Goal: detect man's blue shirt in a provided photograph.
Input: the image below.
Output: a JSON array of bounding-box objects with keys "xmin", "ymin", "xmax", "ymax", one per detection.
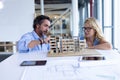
[{"xmin": 17, "ymin": 31, "xmax": 50, "ymax": 53}]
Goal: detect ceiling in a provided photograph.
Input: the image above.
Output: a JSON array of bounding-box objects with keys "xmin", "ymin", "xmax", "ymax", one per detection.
[
  {"xmin": 34, "ymin": 0, "xmax": 71, "ymax": 18},
  {"xmin": 35, "ymin": 0, "xmax": 71, "ymax": 4},
  {"xmin": 34, "ymin": 0, "xmax": 88, "ymax": 18}
]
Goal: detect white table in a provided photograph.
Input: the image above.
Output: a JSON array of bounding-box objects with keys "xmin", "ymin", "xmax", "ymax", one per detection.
[{"xmin": 0, "ymin": 50, "xmax": 120, "ymax": 80}]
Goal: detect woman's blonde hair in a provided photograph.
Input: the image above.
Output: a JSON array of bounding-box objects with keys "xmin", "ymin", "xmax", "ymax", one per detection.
[{"xmin": 84, "ymin": 17, "xmax": 105, "ymax": 40}]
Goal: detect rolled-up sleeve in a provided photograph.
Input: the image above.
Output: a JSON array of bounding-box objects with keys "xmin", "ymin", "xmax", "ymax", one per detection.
[
  {"xmin": 17, "ymin": 31, "xmax": 50, "ymax": 53},
  {"xmin": 17, "ymin": 34, "xmax": 32, "ymax": 53}
]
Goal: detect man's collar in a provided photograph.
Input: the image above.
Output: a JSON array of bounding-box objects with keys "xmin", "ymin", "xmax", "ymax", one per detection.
[{"xmin": 32, "ymin": 30, "xmax": 40, "ymax": 39}]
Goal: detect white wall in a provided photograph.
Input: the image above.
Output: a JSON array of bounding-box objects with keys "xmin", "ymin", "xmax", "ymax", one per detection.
[{"xmin": 0, "ymin": 0, "xmax": 34, "ymax": 41}]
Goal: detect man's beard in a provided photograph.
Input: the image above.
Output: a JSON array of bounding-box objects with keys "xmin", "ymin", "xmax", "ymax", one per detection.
[{"xmin": 43, "ymin": 30, "xmax": 48, "ymax": 35}]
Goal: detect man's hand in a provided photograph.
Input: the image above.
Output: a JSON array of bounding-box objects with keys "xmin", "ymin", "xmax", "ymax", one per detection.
[
  {"xmin": 43, "ymin": 37, "xmax": 50, "ymax": 44},
  {"xmin": 28, "ymin": 40, "xmax": 40, "ymax": 48}
]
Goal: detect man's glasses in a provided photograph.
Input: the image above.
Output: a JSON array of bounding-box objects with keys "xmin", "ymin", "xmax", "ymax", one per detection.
[{"xmin": 82, "ymin": 27, "xmax": 93, "ymax": 31}]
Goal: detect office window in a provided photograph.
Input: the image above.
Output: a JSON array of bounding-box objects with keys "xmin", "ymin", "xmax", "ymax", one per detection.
[
  {"xmin": 103, "ymin": 0, "xmax": 112, "ymax": 43},
  {"xmin": 114, "ymin": 0, "xmax": 120, "ymax": 50},
  {"xmin": 104, "ymin": 0, "xmax": 112, "ymax": 26}
]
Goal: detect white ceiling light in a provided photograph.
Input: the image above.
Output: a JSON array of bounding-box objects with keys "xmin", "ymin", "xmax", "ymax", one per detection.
[{"xmin": 0, "ymin": 0, "xmax": 4, "ymax": 9}]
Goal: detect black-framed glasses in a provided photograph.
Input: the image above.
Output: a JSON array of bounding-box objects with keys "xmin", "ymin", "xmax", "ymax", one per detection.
[{"xmin": 82, "ymin": 27, "xmax": 93, "ymax": 31}]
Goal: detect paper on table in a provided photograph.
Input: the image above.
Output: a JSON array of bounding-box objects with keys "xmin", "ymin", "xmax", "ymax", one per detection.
[
  {"xmin": 21, "ymin": 64, "xmax": 119, "ymax": 80},
  {"xmin": 75, "ymin": 67, "xmax": 119, "ymax": 80},
  {"xmin": 79, "ymin": 60, "xmax": 119, "ymax": 67},
  {"xmin": 21, "ymin": 65, "xmax": 80, "ymax": 80}
]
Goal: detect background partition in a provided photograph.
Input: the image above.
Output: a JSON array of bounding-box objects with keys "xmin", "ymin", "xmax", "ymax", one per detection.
[{"xmin": 0, "ymin": 0, "xmax": 34, "ymax": 41}]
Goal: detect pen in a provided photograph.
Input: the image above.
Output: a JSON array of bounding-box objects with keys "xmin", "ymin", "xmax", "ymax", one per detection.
[{"xmin": 96, "ymin": 74, "xmax": 116, "ymax": 79}]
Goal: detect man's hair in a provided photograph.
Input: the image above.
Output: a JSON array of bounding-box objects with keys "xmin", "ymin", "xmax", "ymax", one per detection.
[{"xmin": 33, "ymin": 15, "xmax": 51, "ymax": 30}]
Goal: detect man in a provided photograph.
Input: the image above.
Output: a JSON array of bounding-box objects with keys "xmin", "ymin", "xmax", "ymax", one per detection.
[{"xmin": 17, "ymin": 15, "xmax": 51, "ymax": 53}]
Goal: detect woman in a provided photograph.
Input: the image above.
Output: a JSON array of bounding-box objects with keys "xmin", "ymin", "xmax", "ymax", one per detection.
[{"xmin": 82, "ymin": 17, "xmax": 112, "ymax": 50}]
